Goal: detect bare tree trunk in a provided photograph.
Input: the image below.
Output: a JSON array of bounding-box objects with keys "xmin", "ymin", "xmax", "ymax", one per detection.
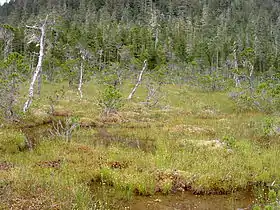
[
  {"xmin": 216, "ymin": 50, "xmax": 219, "ymax": 69},
  {"xmin": 116, "ymin": 69, "xmax": 122, "ymax": 85},
  {"xmin": 37, "ymin": 69, "xmax": 42, "ymax": 95},
  {"xmin": 244, "ymin": 60, "xmax": 254, "ymax": 90},
  {"xmin": 128, "ymin": 60, "xmax": 147, "ymax": 100},
  {"xmin": 63, "ymin": 0, "xmax": 67, "ymax": 11},
  {"xmin": 23, "ymin": 15, "xmax": 48, "ymax": 112},
  {"xmin": 155, "ymin": 28, "xmax": 159, "ymax": 49},
  {"xmin": 98, "ymin": 50, "xmax": 103, "ymax": 71},
  {"xmin": 78, "ymin": 47, "xmax": 89, "ymax": 99},
  {"xmin": 233, "ymin": 45, "xmax": 240, "ymax": 88},
  {"xmin": 78, "ymin": 55, "xmax": 84, "ymax": 99},
  {"xmin": 233, "ymin": 48, "xmax": 238, "ymax": 70}
]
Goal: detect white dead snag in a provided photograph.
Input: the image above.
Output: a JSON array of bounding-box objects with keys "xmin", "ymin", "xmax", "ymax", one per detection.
[
  {"xmin": 233, "ymin": 45, "xmax": 240, "ymax": 88},
  {"xmin": 128, "ymin": 60, "xmax": 147, "ymax": 100},
  {"xmin": 23, "ymin": 15, "xmax": 48, "ymax": 112},
  {"xmin": 242, "ymin": 60, "xmax": 254, "ymax": 89},
  {"xmin": 78, "ymin": 54, "xmax": 85, "ymax": 99},
  {"xmin": 155, "ymin": 28, "xmax": 159, "ymax": 49},
  {"xmin": 78, "ymin": 48, "xmax": 89, "ymax": 99}
]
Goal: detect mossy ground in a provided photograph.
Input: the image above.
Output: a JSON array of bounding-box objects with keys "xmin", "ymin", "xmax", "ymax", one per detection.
[{"xmin": 1, "ymin": 82, "xmax": 280, "ymax": 209}]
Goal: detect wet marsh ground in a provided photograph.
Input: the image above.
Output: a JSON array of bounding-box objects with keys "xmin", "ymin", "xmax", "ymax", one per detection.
[{"xmin": 1, "ymin": 82, "xmax": 280, "ymax": 209}]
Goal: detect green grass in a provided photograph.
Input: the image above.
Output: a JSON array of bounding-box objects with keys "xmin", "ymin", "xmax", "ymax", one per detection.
[{"xmin": 1, "ymin": 81, "xmax": 280, "ymax": 209}]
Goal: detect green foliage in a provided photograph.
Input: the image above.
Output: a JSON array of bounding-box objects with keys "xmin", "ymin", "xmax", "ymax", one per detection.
[
  {"xmin": 0, "ymin": 52, "xmax": 28, "ymax": 119},
  {"xmin": 260, "ymin": 117, "xmax": 280, "ymax": 141},
  {"xmin": 231, "ymin": 74, "xmax": 280, "ymax": 113},
  {"xmin": 231, "ymin": 91, "xmax": 256, "ymax": 112},
  {"xmin": 1, "ymin": 52, "xmax": 28, "ymax": 75},
  {"xmin": 0, "ymin": 130, "xmax": 26, "ymax": 154},
  {"xmin": 99, "ymin": 85, "xmax": 123, "ymax": 115},
  {"xmin": 60, "ymin": 58, "xmax": 80, "ymax": 86},
  {"xmin": 197, "ymin": 72, "xmax": 230, "ymax": 92},
  {"xmin": 240, "ymin": 48, "xmax": 255, "ymax": 63},
  {"xmin": 1, "ymin": 0, "xmax": 280, "ymax": 102},
  {"xmin": 222, "ymin": 135, "xmax": 236, "ymax": 148},
  {"xmin": 262, "ymin": 117, "xmax": 275, "ymax": 139},
  {"xmin": 253, "ymin": 188, "xmax": 280, "ymax": 209},
  {"xmin": 1, "ymin": 24, "xmax": 16, "ymax": 31}
]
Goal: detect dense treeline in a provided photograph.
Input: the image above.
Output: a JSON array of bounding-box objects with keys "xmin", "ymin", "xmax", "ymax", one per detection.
[
  {"xmin": 1, "ymin": 0, "xmax": 280, "ymax": 73},
  {"xmin": 1, "ymin": 0, "xmax": 280, "ymax": 116}
]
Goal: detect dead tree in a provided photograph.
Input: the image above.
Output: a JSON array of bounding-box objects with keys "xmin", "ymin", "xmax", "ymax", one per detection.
[
  {"xmin": 128, "ymin": 60, "xmax": 147, "ymax": 100},
  {"xmin": 145, "ymin": 80, "xmax": 163, "ymax": 107},
  {"xmin": 78, "ymin": 54, "xmax": 84, "ymax": 99},
  {"xmin": 78, "ymin": 48, "xmax": 87, "ymax": 99},
  {"xmin": 1, "ymin": 25, "xmax": 14, "ymax": 59},
  {"xmin": 23, "ymin": 15, "xmax": 48, "ymax": 112},
  {"xmin": 0, "ymin": 25, "xmax": 18, "ymax": 119},
  {"xmin": 77, "ymin": 47, "xmax": 91, "ymax": 99},
  {"xmin": 233, "ymin": 46, "xmax": 241, "ymax": 88}
]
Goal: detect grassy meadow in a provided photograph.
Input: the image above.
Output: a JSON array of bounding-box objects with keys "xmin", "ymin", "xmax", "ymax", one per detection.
[{"xmin": 1, "ymin": 82, "xmax": 280, "ymax": 209}]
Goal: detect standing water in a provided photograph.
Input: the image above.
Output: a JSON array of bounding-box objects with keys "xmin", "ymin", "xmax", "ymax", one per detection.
[{"xmin": 127, "ymin": 191, "xmax": 254, "ymax": 210}]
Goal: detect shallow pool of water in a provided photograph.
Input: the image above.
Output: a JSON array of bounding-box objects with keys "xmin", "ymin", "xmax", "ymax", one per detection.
[{"xmin": 127, "ymin": 191, "xmax": 254, "ymax": 210}]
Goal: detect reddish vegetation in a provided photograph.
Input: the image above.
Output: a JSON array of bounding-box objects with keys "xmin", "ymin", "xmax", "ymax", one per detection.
[
  {"xmin": 0, "ymin": 161, "xmax": 13, "ymax": 171},
  {"xmin": 51, "ymin": 110, "xmax": 71, "ymax": 117},
  {"xmin": 155, "ymin": 170, "xmax": 191, "ymax": 193},
  {"xmin": 36, "ymin": 160, "xmax": 62, "ymax": 169},
  {"xmin": 108, "ymin": 161, "xmax": 129, "ymax": 169}
]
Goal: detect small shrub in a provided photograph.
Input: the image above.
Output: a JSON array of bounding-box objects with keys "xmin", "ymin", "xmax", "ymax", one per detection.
[
  {"xmin": 49, "ymin": 117, "xmax": 79, "ymax": 142},
  {"xmin": 0, "ymin": 53, "xmax": 28, "ymax": 119},
  {"xmin": 261, "ymin": 117, "xmax": 280, "ymax": 140},
  {"xmin": 0, "ymin": 130, "xmax": 26, "ymax": 153},
  {"xmin": 197, "ymin": 72, "xmax": 230, "ymax": 92},
  {"xmin": 99, "ymin": 85, "xmax": 123, "ymax": 115},
  {"xmin": 222, "ymin": 135, "xmax": 236, "ymax": 148},
  {"xmin": 262, "ymin": 117, "xmax": 275, "ymax": 139},
  {"xmin": 230, "ymin": 74, "xmax": 280, "ymax": 113}
]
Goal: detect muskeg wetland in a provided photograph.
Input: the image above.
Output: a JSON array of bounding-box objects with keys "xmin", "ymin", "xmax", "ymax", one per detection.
[{"xmin": 1, "ymin": 83, "xmax": 280, "ymax": 209}]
